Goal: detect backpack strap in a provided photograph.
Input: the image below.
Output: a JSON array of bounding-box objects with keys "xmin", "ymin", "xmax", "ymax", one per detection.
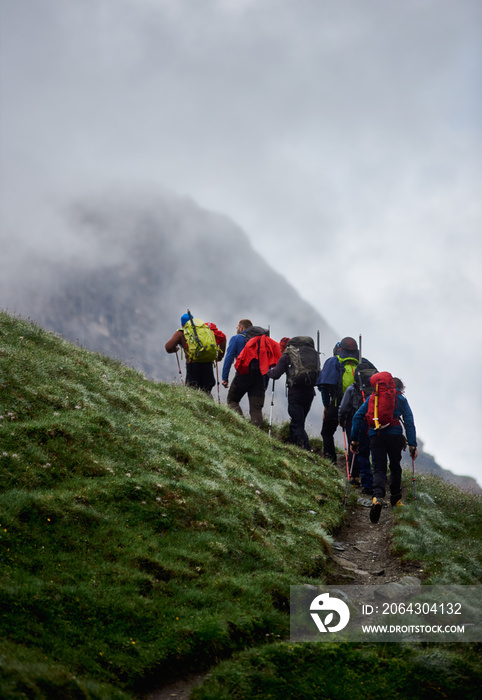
[{"xmin": 186, "ymin": 309, "xmax": 202, "ymax": 356}]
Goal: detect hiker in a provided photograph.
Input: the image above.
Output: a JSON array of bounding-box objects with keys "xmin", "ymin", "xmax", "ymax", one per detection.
[
  {"xmin": 165, "ymin": 313, "xmax": 225, "ymax": 395},
  {"xmin": 338, "ymin": 360, "xmax": 378, "ymax": 494},
  {"xmin": 226, "ymin": 327, "xmax": 281, "ymax": 428},
  {"xmin": 221, "ymin": 319, "xmax": 253, "ymax": 390},
  {"xmin": 350, "ymin": 372, "xmax": 418, "ymax": 524},
  {"xmin": 316, "ymin": 337, "xmax": 360, "ymax": 464},
  {"xmin": 279, "ymin": 337, "xmax": 290, "ymax": 354},
  {"xmin": 266, "ymin": 336, "xmax": 319, "ymax": 450}
]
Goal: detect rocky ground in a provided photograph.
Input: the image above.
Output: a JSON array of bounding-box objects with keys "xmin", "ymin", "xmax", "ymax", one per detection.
[
  {"xmin": 145, "ymin": 673, "xmax": 206, "ymax": 700},
  {"xmin": 329, "ymin": 489, "xmax": 423, "ymax": 585}
]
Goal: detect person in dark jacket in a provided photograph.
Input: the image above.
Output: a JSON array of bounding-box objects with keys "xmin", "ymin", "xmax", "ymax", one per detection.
[
  {"xmin": 316, "ymin": 337, "xmax": 360, "ymax": 464},
  {"xmin": 351, "ymin": 374, "xmax": 418, "ymax": 523},
  {"xmin": 266, "ymin": 337, "xmax": 316, "ymax": 450},
  {"xmin": 338, "ymin": 360, "xmax": 377, "ymax": 494}
]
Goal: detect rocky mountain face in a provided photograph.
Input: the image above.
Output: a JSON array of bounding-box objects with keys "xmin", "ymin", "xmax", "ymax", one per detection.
[
  {"xmin": 402, "ymin": 439, "xmax": 481, "ymax": 494},
  {"xmin": 2, "ymin": 189, "xmax": 479, "ymax": 492},
  {"xmin": 7, "ymin": 190, "xmax": 338, "ymax": 383}
]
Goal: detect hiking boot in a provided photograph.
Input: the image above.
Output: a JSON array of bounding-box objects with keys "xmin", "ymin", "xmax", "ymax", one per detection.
[
  {"xmin": 350, "ymin": 477, "xmax": 361, "ymax": 488},
  {"xmin": 393, "ymin": 500, "xmax": 404, "ymax": 507},
  {"xmin": 370, "ymin": 497, "xmax": 383, "ymax": 524}
]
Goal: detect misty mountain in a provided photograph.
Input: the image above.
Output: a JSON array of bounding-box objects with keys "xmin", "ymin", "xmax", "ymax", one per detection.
[
  {"xmin": 2, "ymin": 189, "xmax": 338, "ymax": 381},
  {"xmin": 2, "ymin": 188, "xmax": 480, "ymax": 493}
]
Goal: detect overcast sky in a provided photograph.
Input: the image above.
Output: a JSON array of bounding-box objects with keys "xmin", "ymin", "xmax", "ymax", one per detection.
[{"xmin": 1, "ymin": 0, "xmax": 481, "ymax": 485}]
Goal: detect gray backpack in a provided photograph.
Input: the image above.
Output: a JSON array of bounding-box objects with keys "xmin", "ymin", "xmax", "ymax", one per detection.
[{"xmin": 285, "ymin": 336, "xmax": 320, "ymax": 388}]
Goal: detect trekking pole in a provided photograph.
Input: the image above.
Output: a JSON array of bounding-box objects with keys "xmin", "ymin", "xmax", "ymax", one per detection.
[
  {"xmin": 187, "ymin": 308, "xmax": 202, "ymax": 357},
  {"xmin": 215, "ymin": 362, "xmax": 221, "ymax": 404},
  {"xmin": 412, "ymin": 456, "xmax": 418, "ymax": 511},
  {"xmin": 342, "ymin": 429, "xmax": 351, "ymax": 510},
  {"xmin": 175, "ymin": 350, "xmax": 184, "ymax": 384},
  {"xmin": 350, "ymin": 450, "xmax": 356, "ymax": 479},
  {"xmin": 268, "ymin": 378, "xmax": 275, "ymax": 437},
  {"xmin": 358, "ymin": 333, "xmax": 367, "ymax": 403}
]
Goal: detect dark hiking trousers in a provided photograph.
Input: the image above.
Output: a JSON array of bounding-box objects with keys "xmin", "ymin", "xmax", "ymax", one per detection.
[
  {"xmin": 370, "ymin": 432, "xmax": 405, "ymax": 505},
  {"xmin": 186, "ymin": 362, "xmax": 215, "ymax": 394},
  {"xmin": 321, "ymin": 404, "xmax": 338, "ymax": 464},
  {"xmin": 288, "ymin": 388, "xmax": 314, "ymax": 450},
  {"xmin": 348, "ymin": 420, "xmax": 373, "ymax": 490},
  {"xmin": 227, "ymin": 365, "xmax": 266, "ymax": 428}
]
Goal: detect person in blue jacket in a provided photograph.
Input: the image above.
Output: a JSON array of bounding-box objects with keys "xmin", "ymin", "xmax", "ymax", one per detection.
[
  {"xmin": 338, "ymin": 360, "xmax": 377, "ymax": 494},
  {"xmin": 221, "ymin": 319, "xmax": 252, "ymax": 388},
  {"xmin": 351, "ymin": 374, "xmax": 418, "ymax": 524},
  {"xmin": 316, "ymin": 337, "xmax": 360, "ymax": 464},
  {"xmin": 223, "ymin": 319, "xmax": 269, "ymax": 426}
]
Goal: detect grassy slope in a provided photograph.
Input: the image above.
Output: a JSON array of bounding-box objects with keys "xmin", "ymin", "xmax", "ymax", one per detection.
[
  {"xmin": 194, "ymin": 470, "xmax": 482, "ymax": 700},
  {"xmin": 193, "ymin": 435, "xmax": 482, "ymax": 698},
  {"xmin": 0, "ymin": 311, "xmax": 344, "ymax": 698},
  {"xmin": 1, "ymin": 311, "xmax": 481, "ymax": 699}
]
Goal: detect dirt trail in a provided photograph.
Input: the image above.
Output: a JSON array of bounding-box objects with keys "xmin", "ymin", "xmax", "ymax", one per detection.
[
  {"xmin": 143, "ymin": 458, "xmax": 423, "ymax": 699},
  {"xmin": 329, "ymin": 478, "xmax": 423, "ymax": 585},
  {"xmin": 144, "ymin": 673, "xmax": 206, "ymax": 700}
]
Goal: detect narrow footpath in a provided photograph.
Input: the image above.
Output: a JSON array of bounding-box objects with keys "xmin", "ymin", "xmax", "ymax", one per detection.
[
  {"xmin": 143, "ymin": 456, "xmax": 424, "ymax": 700},
  {"xmin": 329, "ymin": 455, "xmax": 423, "ymax": 585}
]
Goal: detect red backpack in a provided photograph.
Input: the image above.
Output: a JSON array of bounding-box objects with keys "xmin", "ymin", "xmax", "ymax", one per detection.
[
  {"xmin": 366, "ymin": 371, "xmax": 399, "ymax": 431},
  {"xmin": 206, "ymin": 322, "xmax": 226, "ymax": 349}
]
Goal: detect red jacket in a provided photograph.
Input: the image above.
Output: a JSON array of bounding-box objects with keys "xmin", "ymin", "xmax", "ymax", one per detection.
[{"xmin": 235, "ymin": 335, "xmax": 281, "ymax": 375}]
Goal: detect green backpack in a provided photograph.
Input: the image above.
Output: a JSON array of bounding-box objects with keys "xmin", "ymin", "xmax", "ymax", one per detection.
[
  {"xmin": 181, "ymin": 316, "xmax": 218, "ymax": 362},
  {"xmin": 337, "ymin": 355, "xmax": 359, "ymax": 399}
]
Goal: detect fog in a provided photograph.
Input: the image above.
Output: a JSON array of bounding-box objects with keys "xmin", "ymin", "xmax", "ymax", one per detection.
[{"xmin": 1, "ymin": 0, "xmax": 481, "ymax": 485}]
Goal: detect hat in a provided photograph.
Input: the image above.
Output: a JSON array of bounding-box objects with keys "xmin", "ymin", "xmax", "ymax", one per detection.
[
  {"xmin": 339, "ymin": 337, "xmax": 358, "ymax": 352},
  {"xmin": 279, "ymin": 337, "xmax": 290, "ymax": 352},
  {"xmin": 180, "ymin": 313, "xmax": 190, "ymax": 326}
]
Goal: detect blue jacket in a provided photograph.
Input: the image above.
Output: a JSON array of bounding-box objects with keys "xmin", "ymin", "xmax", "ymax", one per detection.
[
  {"xmin": 351, "ymin": 391, "xmax": 417, "ymax": 447},
  {"xmin": 316, "ymin": 354, "xmax": 361, "ymax": 407},
  {"xmin": 221, "ymin": 332, "xmax": 247, "ymax": 382}
]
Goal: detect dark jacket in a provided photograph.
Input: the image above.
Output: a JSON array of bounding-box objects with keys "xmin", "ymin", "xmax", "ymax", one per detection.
[{"xmin": 266, "ymin": 354, "xmax": 315, "ymax": 396}]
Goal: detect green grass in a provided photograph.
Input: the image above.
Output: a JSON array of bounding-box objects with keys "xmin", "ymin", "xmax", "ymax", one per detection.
[
  {"xmin": 191, "ymin": 642, "xmax": 482, "ymax": 700},
  {"xmin": 0, "ymin": 311, "xmax": 343, "ymax": 698},
  {"xmin": 195, "ymin": 470, "xmax": 482, "ymax": 699},
  {"xmin": 1, "ymin": 310, "xmax": 480, "ymax": 699},
  {"xmin": 393, "ymin": 471, "xmax": 482, "ymax": 584}
]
